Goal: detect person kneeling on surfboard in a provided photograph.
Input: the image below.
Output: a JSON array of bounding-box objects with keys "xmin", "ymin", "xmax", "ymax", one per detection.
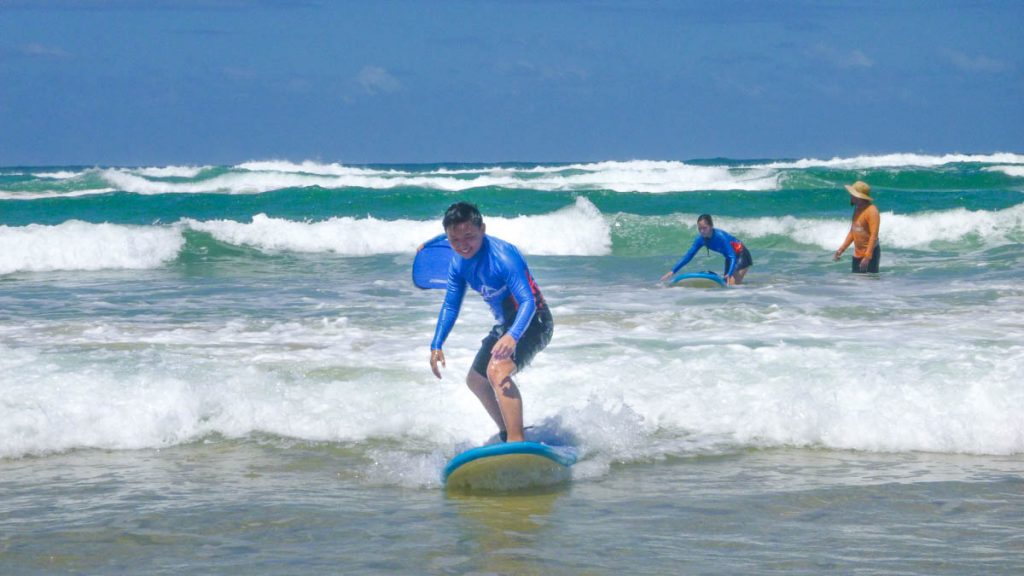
[
  {"xmin": 428, "ymin": 202, "xmax": 553, "ymax": 443},
  {"xmin": 659, "ymin": 214, "xmax": 753, "ymax": 285}
]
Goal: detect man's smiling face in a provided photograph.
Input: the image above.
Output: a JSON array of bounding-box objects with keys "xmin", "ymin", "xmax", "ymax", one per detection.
[{"xmin": 446, "ymin": 221, "xmax": 485, "ymax": 259}]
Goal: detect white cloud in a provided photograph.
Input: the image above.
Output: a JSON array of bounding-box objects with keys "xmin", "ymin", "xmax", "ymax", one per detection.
[
  {"xmin": 357, "ymin": 66, "xmax": 402, "ymax": 95},
  {"xmin": 18, "ymin": 43, "xmax": 70, "ymax": 58},
  {"xmin": 812, "ymin": 44, "xmax": 873, "ymax": 69},
  {"xmin": 843, "ymin": 50, "xmax": 873, "ymax": 69},
  {"xmin": 509, "ymin": 60, "xmax": 590, "ymax": 82},
  {"xmin": 947, "ymin": 50, "xmax": 1008, "ymax": 73}
]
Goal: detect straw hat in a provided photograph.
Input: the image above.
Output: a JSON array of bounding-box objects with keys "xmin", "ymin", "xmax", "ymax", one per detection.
[{"xmin": 844, "ymin": 180, "xmax": 873, "ymax": 201}]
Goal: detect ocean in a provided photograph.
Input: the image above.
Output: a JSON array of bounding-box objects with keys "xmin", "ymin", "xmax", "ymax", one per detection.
[{"xmin": 1, "ymin": 154, "xmax": 1022, "ymax": 574}]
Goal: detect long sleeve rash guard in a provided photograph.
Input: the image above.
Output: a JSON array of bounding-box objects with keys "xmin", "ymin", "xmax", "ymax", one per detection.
[
  {"xmin": 836, "ymin": 204, "xmax": 880, "ymax": 259},
  {"xmin": 430, "ymin": 235, "xmax": 545, "ymax": 350},
  {"xmin": 671, "ymin": 228, "xmax": 744, "ymax": 276}
]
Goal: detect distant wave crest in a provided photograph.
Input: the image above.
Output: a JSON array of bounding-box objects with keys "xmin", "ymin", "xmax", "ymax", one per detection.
[
  {"xmin": 759, "ymin": 152, "xmax": 1024, "ymax": 170},
  {"xmin": 2, "ymin": 153, "xmax": 1023, "ymax": 199},
  {"xmin": 185, "ymin": 196, "xmax": 611, "ymax": 256}
]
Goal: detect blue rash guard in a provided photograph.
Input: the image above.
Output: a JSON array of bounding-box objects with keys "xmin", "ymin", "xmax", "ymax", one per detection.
[
  {"xmin": 430, "ymin": 235, "xmax": 546, "ymax": 350},
  {"xmin": 672, "ymin": 228, "xmax": 745, "ymax": 276}
]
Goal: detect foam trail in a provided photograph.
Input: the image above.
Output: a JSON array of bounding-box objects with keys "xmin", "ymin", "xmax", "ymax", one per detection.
[{"xmin": 0, "ymin": 221, "xmax": 185, "ymax": 274}]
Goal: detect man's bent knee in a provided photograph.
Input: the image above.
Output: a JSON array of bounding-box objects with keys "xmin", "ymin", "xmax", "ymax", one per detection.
[{"xmin": 486, "ymin": 359, "xmax": 516, "ymax": 391}]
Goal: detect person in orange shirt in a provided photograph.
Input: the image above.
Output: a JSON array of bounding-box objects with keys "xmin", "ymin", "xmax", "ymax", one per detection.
[
  {"xmin": 831, "ymin": 180, "xmax": 880, "ymax": 272},
  {"xmin": 833, "ymin": 180, "xmax": 880, "ymax": 273}
]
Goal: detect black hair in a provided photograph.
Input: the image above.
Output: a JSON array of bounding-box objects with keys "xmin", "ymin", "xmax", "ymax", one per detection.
[{"xmin": 443, "ymin": 202, "xmax": 484, "ymax": 230}]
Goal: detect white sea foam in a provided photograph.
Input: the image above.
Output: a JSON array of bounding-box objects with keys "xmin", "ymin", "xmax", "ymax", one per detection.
[
  {"xmin": 717, "ymin": 204, "xmax": 1024, "ymax": 249},
  {"xmin": 100, "ymin": 166, "xmax": 515, "ymax": 194},
  {"xmin": 535, "ymin": 160, "xmax": 779, "ymax": 192},
  {"xmin": 34, "ymin": 170, "xmax": 84, "ymax": 179},
  {"xmin": 233, "ymin": 159, "xmax": 779, "ymax": 193},
  {"xmin": 5, "ymin": 155, "xmax": 1023, "ymax": 200},
  {"xmin": 135, "ymin": 165, "xmax": 210, "ymax": 178},
  {"xmin": 0, "ymin": 188, "xmax": 119, "ymax": 200},
  {"xmin": 0, "ymin": 202, "xmax": 1014, "ymax": 278},
  {"xmin": 760, "ymin": 152, "xmax": 1024, "ymax": 169},
  {"xmin": 0, "ymin": 221, "xmax": 185, "ymax": 275},
  {"xmin": 100, "ymin": 168, "xmax": 329, "ymax": 194},
  {"xmin": 185, "ymin": 213, "xmax": 441, "ymax": 255},
  {"xmin": 0, "ymin": 198, "xmax": 606, "ymax": 276},
  {"xmin": 185, "ymin": 196, "xmax": 611, "ymax": 256},
  {"xmin": 2, "ymin": 282, "xmax": 1021, "ymax": 462},
  {"xmin": 985, "ymin": 165, "xmax": 1024, "ymax": 178},
  {"xmin": 237, "ymin": 159, "xmax": 389, "ymax": 176},
  {"xmin": 167, "ymin": 154, "xmax": 1024, "ymax": 194},
  {"xmin": 483, "ymin": 196, "xmax": 612, "ymax": 255}
]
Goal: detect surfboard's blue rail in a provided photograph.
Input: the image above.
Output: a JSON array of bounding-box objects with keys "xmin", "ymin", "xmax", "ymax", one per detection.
[
  {"xmin": 670, "ymin": 271, "xmax": 726, "ymax": 287},
  {"xmin": 443, "ymin": 441, "xmax": 578, "ymax": 483}
]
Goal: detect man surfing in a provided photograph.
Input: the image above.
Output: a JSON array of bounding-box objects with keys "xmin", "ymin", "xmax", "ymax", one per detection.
[{"xmin": 428, "ymin": 202, "xmax": 553, "ymax": 443}]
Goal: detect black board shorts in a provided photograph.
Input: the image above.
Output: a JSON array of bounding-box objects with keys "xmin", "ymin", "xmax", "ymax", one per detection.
[
  {"xmin": 724, "ymin": 245, "xmax": 753, "ymax": 276},
  {"xmin": 471, "ymin": 306, "xmax": 553, "ymax": 378},
  {"xmin": 852, "ymin": 245, "xmax": 881, "ymax": 273}
]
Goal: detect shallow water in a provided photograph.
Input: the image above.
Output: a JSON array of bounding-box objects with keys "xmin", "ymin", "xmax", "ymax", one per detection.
[{"xmin": 3, "ymin": 441, "xmax": 1022, "ymax": 575}]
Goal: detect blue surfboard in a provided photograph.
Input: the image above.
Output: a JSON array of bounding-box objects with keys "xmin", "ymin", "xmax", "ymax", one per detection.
[
  {"xmin": 412, "ymin": 236, "xmax": 454, "ymax": 289},
  {"xmin": 443, "ymin": 441, "xmax": 578, "ymax": 492},
  {"xmin": 671, "ymin": 271, "xmax": 726, "ymax": 288}
]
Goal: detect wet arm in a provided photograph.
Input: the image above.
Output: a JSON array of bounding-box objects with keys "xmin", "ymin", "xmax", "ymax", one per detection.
[
  {"xmin": 671, "ymin": 236, "xmax": 703, "ymax": 274},
  {"xmin": 430, "ymin": 269, "xmax": 466, "ymax": 349},
  {"xmin": 835, "ymin": 231, "xmax": 854, "ymax": 257},
  {"xmin": 724, "ymin": 251, "xmax": 739, "ymax": 276}
]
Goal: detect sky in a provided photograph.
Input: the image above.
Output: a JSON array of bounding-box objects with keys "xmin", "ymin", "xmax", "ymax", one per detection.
[{"xmin": 1, "ymin": 0, "xmax": 1021, "ymax": 165}]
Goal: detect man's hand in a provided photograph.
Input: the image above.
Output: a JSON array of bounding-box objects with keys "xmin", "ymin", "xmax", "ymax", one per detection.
[
  {"xmin": 490, "ymin": 334, "xmax": 517, "ymax": 361},
  {"xmin": 430, "ymin": 349, "xmax": 446, "ymax": 379}
]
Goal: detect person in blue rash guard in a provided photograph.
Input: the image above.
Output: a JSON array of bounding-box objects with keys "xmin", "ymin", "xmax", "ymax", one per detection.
[
  {"xmin": 659, "ymin": 214, "xmax": 753, "ymax": 285},
  {"xmin": 428, "ymin": 202, "xmax": 553, "ymax": 443}
]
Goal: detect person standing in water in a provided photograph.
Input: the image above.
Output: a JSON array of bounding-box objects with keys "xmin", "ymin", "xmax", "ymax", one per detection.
[
  {"xmin": 428, "ymin": 202, "xmax": 553, "ymax": 443},
  {"xmin": 833, "ymin": 180, "xmax": 881, "ymax": 273},
  {"xmin": 660, "ymin": 214, "xmax": 753, "ymax": 285}
]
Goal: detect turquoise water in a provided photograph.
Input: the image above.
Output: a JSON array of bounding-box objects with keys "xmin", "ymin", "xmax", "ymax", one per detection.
[{"xmin": 2, "ymin": 155, "xmax": 1023, "ymax": 573}]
